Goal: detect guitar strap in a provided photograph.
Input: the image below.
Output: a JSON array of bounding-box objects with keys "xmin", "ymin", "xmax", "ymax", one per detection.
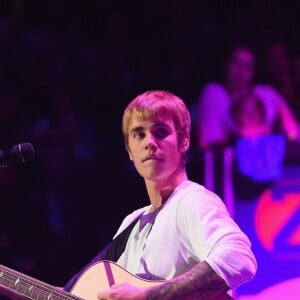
[{"xmin": 64, "ymin": 213, "xmax": 142, "ymax": 292}]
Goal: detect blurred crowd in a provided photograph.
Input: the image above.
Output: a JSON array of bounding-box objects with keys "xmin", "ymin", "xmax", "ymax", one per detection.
[
  {"xmin": 0, "ymin": 1, "xmax": 300, "ymax": 286},
  {"xmin": 196, "ymin": 44, "xmax": 299, "ymax": 150}
]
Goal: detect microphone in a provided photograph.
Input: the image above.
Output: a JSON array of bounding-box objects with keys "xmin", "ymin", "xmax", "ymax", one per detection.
[{"xmin": 0, "ymin": 143, "xmax": 35, "ymax": 166}]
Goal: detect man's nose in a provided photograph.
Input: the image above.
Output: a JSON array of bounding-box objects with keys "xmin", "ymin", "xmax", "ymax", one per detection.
[{"xmin": 145, "ymin": 133, "xmax": 157, "ymax": 150}]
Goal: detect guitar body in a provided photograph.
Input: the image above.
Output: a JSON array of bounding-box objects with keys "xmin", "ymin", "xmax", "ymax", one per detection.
[
  {"xmin": 71, "ymin": 261, "xmax": 233, "ymax": 300},
  {"xmin": 71, "ymin": 260, "xmax": 163, "ymax": 299},
  {"xmin": 0, "ymin": 260, "xmax": 233, "ymax": 300}
]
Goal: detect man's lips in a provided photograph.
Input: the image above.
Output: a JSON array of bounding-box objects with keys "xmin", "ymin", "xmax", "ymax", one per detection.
[{"xmin": 142, "ymin": 155, "xmax": 161, "ymax": 162}]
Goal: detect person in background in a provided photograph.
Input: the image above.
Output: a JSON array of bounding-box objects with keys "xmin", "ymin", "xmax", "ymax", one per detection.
[
  {"xmin": 263, "ymin": 42, "xmax": 295, "ymax": 105},
  {"xmin": 196, "ymin": 45, "xmax": 299, "ymax": 150},
  {"xmin": 289, "ymin": 51, "xmax": 300, "ymax": 119},
  {"xmin": 63, "ymin": 90, "xmax": 257, "ymax": 300},
  {"xmin": 230, "ymin": 91, "xmax": 272, "ymax": 138}
]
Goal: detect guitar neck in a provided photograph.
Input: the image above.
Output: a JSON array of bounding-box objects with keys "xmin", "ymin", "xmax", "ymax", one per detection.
[{"xmin": 0, "ymin": 264, "xmax": 79, "ymax": 300}]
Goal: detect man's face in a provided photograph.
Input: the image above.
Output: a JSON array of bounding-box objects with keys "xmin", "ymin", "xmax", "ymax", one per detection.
[{"xmin": 127, "ymin": 114, "xmax": 187, "ymax": 182}]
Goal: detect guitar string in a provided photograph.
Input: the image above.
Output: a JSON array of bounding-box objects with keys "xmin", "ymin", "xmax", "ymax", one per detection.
[{"xmin": 0, "ymin": 269, "xmax": 79, "ymax": 300}]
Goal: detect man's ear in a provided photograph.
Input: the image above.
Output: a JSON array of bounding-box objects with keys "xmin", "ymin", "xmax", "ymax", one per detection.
[
  {"xmin": 181, "ymin": 136, "xmax": 190, "ymax": 153},
  {"xmin": 128, "ymin": 150, "xmax": 133, "ymax": 161}
]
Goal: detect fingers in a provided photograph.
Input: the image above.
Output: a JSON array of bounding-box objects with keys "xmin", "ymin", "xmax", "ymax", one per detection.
[
  {"xmin": 97, "ymin": 283, "xmax": 141, "ymax": 300},
  {"xmin": 97, "ymin": 289, "xmax": 110, "ymax": 300},
  {"xmin": 97, "ymin": 284, "xmax": 120, "ymax": 300}
]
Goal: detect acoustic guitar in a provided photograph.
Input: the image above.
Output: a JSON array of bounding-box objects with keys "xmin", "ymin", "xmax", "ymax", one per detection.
[{"xmin": 0, "ymin": 260, "xmax": 233, "ymax": 299}]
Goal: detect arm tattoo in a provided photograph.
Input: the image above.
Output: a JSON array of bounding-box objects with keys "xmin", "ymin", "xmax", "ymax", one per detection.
[{"xmin": 146, "ymin": 261, "xmax": 229, "ymax": 300}]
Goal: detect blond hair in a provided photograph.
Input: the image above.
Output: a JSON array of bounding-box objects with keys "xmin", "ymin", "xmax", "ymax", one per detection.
[{"xmin": 122, "ymin": 90, "xmax": 191, "ymax": 151}]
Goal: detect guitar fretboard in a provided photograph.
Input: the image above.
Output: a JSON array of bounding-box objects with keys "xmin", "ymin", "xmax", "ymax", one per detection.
[{"xmin": 0, "ymin": 264, "xmax": 82, "ymax": 300}]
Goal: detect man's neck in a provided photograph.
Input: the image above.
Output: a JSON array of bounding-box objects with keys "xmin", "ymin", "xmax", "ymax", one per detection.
[{"xmin": 145, "ymin": 172, "xmax": 188, "ymax": 211}]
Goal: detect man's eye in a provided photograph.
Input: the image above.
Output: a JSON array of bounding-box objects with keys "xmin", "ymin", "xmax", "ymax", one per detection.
[
  {"xmin": 153, "ymin": 128, "xmax": 170, "ymax": 139},
  {"xmin": 133, "ymin": 132, "xmax": 145, "ymax": 139}
]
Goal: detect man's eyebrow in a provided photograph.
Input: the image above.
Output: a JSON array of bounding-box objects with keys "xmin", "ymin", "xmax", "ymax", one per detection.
[
  {"xmin": 130, "ymin": 126, "xmax": 144, "ymax": 134},
  {"xmin": 153, "ymin": 121, "xmax": 168, "ymax": 126},
  {"xmin": 152, "ymin": 121, "xmax": 171, "ymax": 129},
  {"xmin": 129, "ymin": 121, "xmax": 170, "ymax": 134}
]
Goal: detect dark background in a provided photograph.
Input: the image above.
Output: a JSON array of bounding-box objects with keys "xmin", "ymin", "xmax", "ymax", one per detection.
[{"xmin": 0, "ymin": 0, "xmax": 300, "ymax": 287}]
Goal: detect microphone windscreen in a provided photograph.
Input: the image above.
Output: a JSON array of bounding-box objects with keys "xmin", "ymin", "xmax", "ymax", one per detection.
[{"xmin": 12, "ymin": 143, "xmax": 35, "ymax": 163}]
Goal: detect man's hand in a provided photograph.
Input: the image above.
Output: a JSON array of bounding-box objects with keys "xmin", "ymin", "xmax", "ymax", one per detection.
[{"xmin": 97, "ymin": 283, "xmax": 147, "ymax": 300}]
